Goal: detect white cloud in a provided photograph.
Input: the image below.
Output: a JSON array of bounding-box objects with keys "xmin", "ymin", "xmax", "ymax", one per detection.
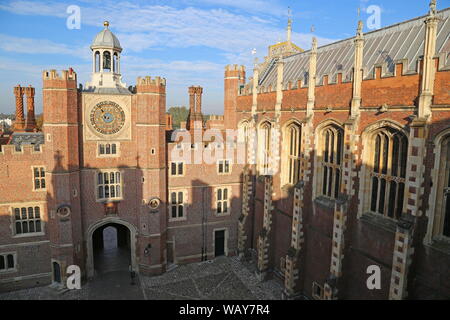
[
  {"xmin": 0, "ymin": 0, "xmax": 337, "ymax": 57},
  {"xmin": 190, "ymin": 0, "xmax": 286, "ymax": 16},
  {"xmin": 0, "ymin": 34, "xmax": 89, "ymax": 59},
  {"xmin": 0, "ymin": 0, "xmax": 339, "ymax": 114}
]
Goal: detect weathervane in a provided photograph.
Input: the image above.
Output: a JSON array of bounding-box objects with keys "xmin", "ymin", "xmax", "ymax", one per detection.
[
  {"xmin": 357, "ymin": 20, "xmax": 364, "ymax": 37},
  {"xmin": 430, "ymin": 0, "xmax": 437, "ymax": 15},
  {"xmin": 251, "ymin": 48, "xmax": 258, "ymax": 66},
  {"xmin": 286, "ymin": 6, "xmax": 293, "ymax": 43}
]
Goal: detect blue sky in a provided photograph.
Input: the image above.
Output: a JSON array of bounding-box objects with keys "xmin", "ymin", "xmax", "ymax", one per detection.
[{"xmin": 0, "ymin": 0, "xmax": 443, "ymax": 115}]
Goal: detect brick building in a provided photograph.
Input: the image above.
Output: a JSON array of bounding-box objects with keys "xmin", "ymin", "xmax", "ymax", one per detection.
[{"xmin": 0, "ymin": 2, "xmax": 449, "ymax": 300}]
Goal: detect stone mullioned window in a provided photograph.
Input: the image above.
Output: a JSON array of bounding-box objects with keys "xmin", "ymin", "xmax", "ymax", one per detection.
[
  {"xmin": 98, "ymin": 143, "xmax": 118, "ymax": 156},
  {"xmin": 216, "ymin": 187, "xmax": 231, "ymax": 215},
  {"xmin": 284, "ymin": 123, "xmax": 302, "ymax": 186},
  {"xmin": 13, "ymin": 206, "xmax": 42, "ymax": 235},
  {"xmin": 321, "ymin": 126, "xmax": 343, "ymax": 199},
  {"xmin": 169, "ymin": 191, "xmax": 186, "ymax": 221},
  {"xmin": 368, "ymin": 128, "xmax": 407, "ymax": 220},
  {"xmin": 33, "ymin": 167, "xmax": 46, "ymax": 191},
  {"xmin": 97, "ymin": 171, "xmax": 122, "ymax": 201},
  {"xmin": 0, "ymin": 253, "xmax": 16, "ymax": 272}
]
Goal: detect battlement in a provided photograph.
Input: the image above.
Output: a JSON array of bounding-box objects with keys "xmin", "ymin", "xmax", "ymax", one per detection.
[
  {"xmin": 136, "ymin": 76, "xmax": 166, "ymax": 86},
  {"xmin": 43, "ymin": 68, "xmax": 77, "ymax": 81},
  {"xmin": 0, "ymin": 143, "xmax": 44, "ymax": 158},
  {"xmin": 209, "ymin": 115, "xmax": 224, "ymax": 121},
  {"xmin": 225, "ymin": 64, "xmax": 245, "ymax": 73}
]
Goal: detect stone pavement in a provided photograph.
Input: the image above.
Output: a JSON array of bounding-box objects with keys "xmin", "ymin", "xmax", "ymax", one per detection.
[
  {"xmin": 0, "ymin": 256, "xmax": 283, "ymax": 300},
  {"xmin": 141, "ymin": 256, "xmax": 283, "ymax": 300}
]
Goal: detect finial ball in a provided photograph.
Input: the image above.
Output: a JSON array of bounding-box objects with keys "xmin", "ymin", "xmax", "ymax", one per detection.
[{"xmin": 104, "ymin": 21, "xmax": 109, "ymax": 28}]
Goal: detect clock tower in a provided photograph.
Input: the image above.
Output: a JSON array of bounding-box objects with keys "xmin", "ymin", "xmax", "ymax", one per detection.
[
  {"xmin": 82, "ymin": 21, "xmax": 132, "ymax": 142},
  {"xmin": 78, "ymin": 21, "xmax": 168, "ymax": 277}
]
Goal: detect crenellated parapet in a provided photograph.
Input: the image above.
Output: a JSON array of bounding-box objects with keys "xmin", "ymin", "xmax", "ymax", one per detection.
[
  {"xmin": 42, "ymin": 69, "xmax": 77, "ymax": 89},
  {"xmin": 0, "ymin": 143, "xmax": 45, "ymax": 158},
  {"xmin": 136, "ymin": 76, "xmax": 166, "ymax": 94},
  {"xmin": 225, "ymin": 64, "xmax": 245, "ymax": 77}
]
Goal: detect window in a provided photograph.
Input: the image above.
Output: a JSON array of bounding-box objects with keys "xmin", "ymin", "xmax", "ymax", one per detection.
[
  {"xmin": 312, "ymin": 282, "xmax": 323, "ymax": 300},
  {"xmin": 216, "ymin": 187, "xmax": 230, "ymax": 215},
  {"xmin": 433, "ymin": 135, "xmax": 450, "ymax": 238},
  {"xmin": 238, "ymin": 121, "xmax": 249, "ymax": 144},
  {"xmin": 169, "ymin": 191, "xmax": 186, "ymax": 221},
  {"xmin": 97, "ymin": 171, "xmax": 122, "ymax": 201},
  {"xmin": 320, "ymin": 126, "xmax": 343, "ymax": 199},
  {"xmin": 0, "ymin": 253, "xmax": 16, "ymax": 272},
  {"xmin": 443, "ymin": 139, "xmax": 450, "ymax": 237},
  {"xmin": 280, "ymin": 257, "xmax": 286, "ymax": 273},
  {"xmin": 284, "ymin": 123, "xmax": 302, "ymax": 185},
  {"xmin": 33, "ymin": 167, "xmax": 46, "ymax": 190},
  {"xmin": 368, "ymin": 128, "xmax": 407, "ymax": 219},
  {"xmin": 13, "ymin": 206, "xmax": 42, "ymax": 235},
  {"xmin": 218, "ymin": 160, "xmax": 231, "ymax": 174},
  {"xmin": 258, "ymin": 122, "xmax": 271, "ymax": 175},
  {"xmin": 98, "ymin": 143, "xmax": 118, "ymax": 156},
  {"xmin": 170, "ymin": 162, "xmax": 184, "ymax": 176}
]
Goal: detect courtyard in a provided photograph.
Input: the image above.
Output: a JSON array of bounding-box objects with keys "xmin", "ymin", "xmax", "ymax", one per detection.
[{"xmin": 0, "ymin": 256, "xmax": 284, "ymax": 300}]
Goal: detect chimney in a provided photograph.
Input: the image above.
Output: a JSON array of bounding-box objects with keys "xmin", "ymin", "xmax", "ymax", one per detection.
[
  {"xmin": 186, "ymin": 86, "xmax": 204, "ymax": 132},
  {"xmin": 24, "ymin": 85, "xmax": 36, "ymax": 132},
  {"xmin": 165, "ymin": 113, "xmax": 173, "ymax": 131},
  {"xmin": 13, "ymin": 85, "xmax": 25, "ymax": 132}
]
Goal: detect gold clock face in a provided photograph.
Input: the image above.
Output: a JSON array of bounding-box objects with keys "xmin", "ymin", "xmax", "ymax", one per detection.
[{"xmin": 90, "ymin": 101, "xmax": 125, "ymax": 135}]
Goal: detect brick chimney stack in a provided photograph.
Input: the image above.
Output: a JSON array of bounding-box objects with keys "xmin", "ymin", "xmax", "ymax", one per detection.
[
  {"xmin": 24, "ymin": 85, "xmax": 36, "ymax": 132},
  {"xmin": 13, "ymin": 85, "xmax": 25, "ymax": 132},
  {"xmin": 186, "ymin": 86, "xmax": 204, "ymax": 132}
]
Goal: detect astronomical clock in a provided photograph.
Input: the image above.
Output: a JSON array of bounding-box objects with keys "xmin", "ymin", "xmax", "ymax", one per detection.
[
  {"xmin": 83, "ymin": 94, "xmax": 132, "ymax": 141},
  {"xmin": 90, "ymin": 101, "xmax": 125, "ymax": 135}
]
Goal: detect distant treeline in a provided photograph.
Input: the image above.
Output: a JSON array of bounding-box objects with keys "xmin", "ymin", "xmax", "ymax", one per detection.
[
  {"xmin": 167, "ymin": 106, "xmax": 212, "ymax": 129},
  {"xmin": 0, "ymin": 113, "xmax": 15, "ymax": 120}
]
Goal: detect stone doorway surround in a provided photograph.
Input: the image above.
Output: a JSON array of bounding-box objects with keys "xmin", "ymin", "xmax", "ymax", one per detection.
[{"xmin": 86, "ymin": 217, "xmax": 138, "ymax": 279}]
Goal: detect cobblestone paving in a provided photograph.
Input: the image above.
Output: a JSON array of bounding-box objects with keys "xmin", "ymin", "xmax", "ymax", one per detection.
[
  {"xmin": 0, "ymin": 256, "xmax": 283, "ymax": 300},
  {"xmin": 141, "ymin": 256, "xmax": 283, "ymax": 300}
]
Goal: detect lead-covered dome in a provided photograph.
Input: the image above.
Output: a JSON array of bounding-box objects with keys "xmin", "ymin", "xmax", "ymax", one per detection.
[{"xmin": 91, "ymin": 21, "xmax": 122, "ymax": 51}]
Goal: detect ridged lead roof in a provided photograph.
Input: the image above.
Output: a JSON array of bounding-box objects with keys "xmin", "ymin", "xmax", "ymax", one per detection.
[{"xmin": 258, "ymin": 8, "xmax": 450, "ymax": 89}]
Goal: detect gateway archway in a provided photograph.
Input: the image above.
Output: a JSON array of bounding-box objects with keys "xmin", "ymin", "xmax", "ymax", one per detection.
[
  {"xmin": 92, "ymin": 223, "xmax": 130, "ymax": 274},
  {"xmin": 86, "ymin": 218, "xmax": 137, "ymax": 278}
]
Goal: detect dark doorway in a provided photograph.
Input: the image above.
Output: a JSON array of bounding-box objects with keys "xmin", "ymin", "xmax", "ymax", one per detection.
[
  {"xmin": 92, "ymin": 223, "xmax": 131, "ymax": 275},
  {"xmin": 214, "ymin": 230, "xmax": 225, "ymax": 257},
  {"xmin": 53, "ymin": 262, "xmax": 61, "ymax": 283},
  {"xmin": 167, "ymin": 242, "xmax": 174, "ymax": 265}
]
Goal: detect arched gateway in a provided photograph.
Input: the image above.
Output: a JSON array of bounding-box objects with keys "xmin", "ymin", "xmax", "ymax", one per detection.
[{"xmin": 86, "ymin": 218, "xmax": 138, "ymax": 278}]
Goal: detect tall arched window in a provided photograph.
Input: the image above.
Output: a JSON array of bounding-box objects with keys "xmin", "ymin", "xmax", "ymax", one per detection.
[
  {"xmin": 317, "ymin": 125, "xmax": 343, "ymax": 199},
  {"xmin": 283, "ymin": 122, "xmax": 301, "ymax": 186},
  {"xmin": 433, "ymin": 135, "xmax": 450, "ymax": 238},
  {"xmin": 368, "ymin": 128, "xmax": 407, "ymax": 219},
  {"xmin": 238, "ymin": 121, "xmax": 249, "ymax": 144},
  {"xmin": 258, "ymin": 122, "xmax": 271, "ymax": 175}
]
